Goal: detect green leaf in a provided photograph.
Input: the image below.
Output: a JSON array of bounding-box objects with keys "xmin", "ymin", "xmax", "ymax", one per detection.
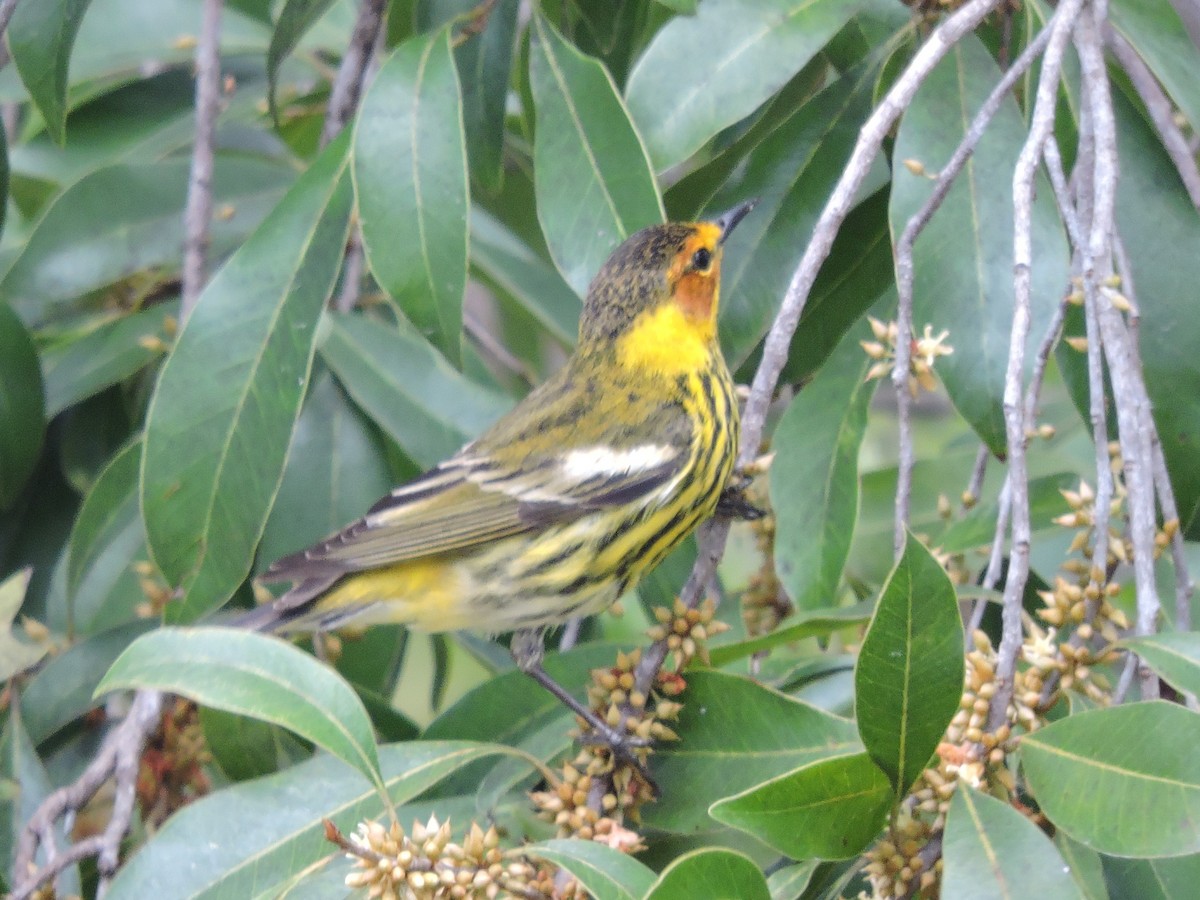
[
  {"xmin": 66, "ymin": 440, "xmax": 150, "ymax": 634},
  {"xmin": 525, "ymin": 839, "xmax": 656, "ymax": 900},
  {"xmin": 419, "ymin": 0, "xmax": 520, "ymax": 192},
  {"xmin": 1121, "ymin": 632, "xmax": 1200, "ymax": 698},
  {"xmin": 104, "ymin": 741, "xmax": 509, "ymax": 900},
  {"xmin": 889, "ymin": 34, "xmax": 1067, "ymax": 455},
  {"xmin": 0, "ymin": 0, "xmax": 271, "ymax": 105},
  {"xmin": 709, "ymin": 60, "xmax": 883, "ymax": 370},
  {"xmin": 354, "ymin": 27, "xmax": 469, "ymax": 361},
  {"xmin": 96, "ymin": 626, "xmax": 385, "ymax": 793},
  {"xmin": 1102, "ymin": 853, "xmax": 1200, "ymax": 900},
  {"xmin": 1110, "ymin": 0, "xmax": 1200, "ymax": 133},
  {"xmin": 643, "ymin": 848, "xmax": 770, "ymax": 900},
  {"xmin": 711, "ymin": 751, "xmax": 891, "ymax": 860},
  {"xmin": 529, "ymin": 11, "xmax": 663, "ymax": 297},
  {"xmin": 470, "ymin": 207, "xmax": 581, "ymax": 347},
  {"xmin": 854, "ymin": 531, "xmax": 964, "ymax": 795},
  {"xmin": 200, "ymin": 707, "xmax": 308, "ymax": 782},
  {"xmin": 1106, "ymin": 91, "xmax": 1200, "ymax": 537},
  {"xmin": 942, "ymin": 786, "xmax": 1085, "ymax": 899},
  {"xmin": 625, "ymin": 0, "xmax": 866, "ymax": 172},
  {"xmin": 266, "ymin": 0, "xmax": 339, "ymax": 122},
  {"xmin": 766, "ymin": 862, "xmax": 818, "ymax": 900},
  {"xmin": 424, "ymin": 643, "xmax": 616, "ymax": 797},
  {"xmin": 40, "ymin": 302, "xmax": 177, "ymax": 417},
  {"xmin": 1, "ymin": 158, "xmax": 294, "ymax": 328},
  {"xmin": 770, "ymin": 322, "xmax": 875, "ymax": 613},
  {"xmin": 1, "ymin": 705, "xmax": 81, "ymax": 896},
  {"xmin": 320, "ymin": 312, "xmax": 510, "ymax": 468},
  {"xmin": 19, "ymin": 619, "xmax": 155, "ymax": 743},
  {"xmin": 0, "ymin": 114, "xmax": 8, "ymax": 240},
  {"xmin": 257, "ymin": 371, "xmax": 392, "ymax": 570},
  {"xmin": 1055, "ymin": 833, "xmax": 1109, "ymax": 900},
  {"xmin": 708, "ymin": 601, "xmax": 874, "ymax": 667},
  {"xmin": 140, "ymin": 136, "xmax": 352, "ymax": 622},
  {"xmin": 0, "ymin": 569, "xmax": 45, "ymax": 680},
  {"xmin": 645, "ymin": 670, "xmax": 860, "ymax": 833},
  {"xmin": 1021, "ymin": 702, "xmax": 1200, "ymax": 857},
  {"xmin": 0, "ymin": 302, "xmax": 45, "ymax": 510},
  {"xmin": 7, "ymin": 0, "xmax": 95, "ymax": 144},
  {"xmin": 776, "ymin": 191, "xmax": 896, "ymax": 384}
]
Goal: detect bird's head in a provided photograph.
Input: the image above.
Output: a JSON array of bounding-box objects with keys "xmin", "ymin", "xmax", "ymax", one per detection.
[{"xmin": 577, "ymin": 200, "xmax": 756, "ymax": 373}]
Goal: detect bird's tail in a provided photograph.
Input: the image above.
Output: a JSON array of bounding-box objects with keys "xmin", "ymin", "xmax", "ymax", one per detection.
[{"xmin": 231, "ymin": 573, "xmax": 343, "ymax": 633}]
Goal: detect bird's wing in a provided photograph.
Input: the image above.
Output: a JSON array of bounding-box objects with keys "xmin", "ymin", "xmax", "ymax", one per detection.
[{"xmin": 261, "ymin": 431, "xmax": 688, "ymax": 581}]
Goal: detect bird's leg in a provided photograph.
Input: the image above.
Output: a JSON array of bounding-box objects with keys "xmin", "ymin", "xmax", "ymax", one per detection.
[
  {"xmin": 510, "ymin": 628, "xmax": 656, "ymax": 786},
  {"xmin": 716, "ymin": 470, "xmax": 765, "ymax": 521}
]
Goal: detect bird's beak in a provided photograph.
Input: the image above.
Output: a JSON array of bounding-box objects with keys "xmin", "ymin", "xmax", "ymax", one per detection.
[{"xmin": 715, "ymin": 198, "xmax": 758, "ymax": 244}]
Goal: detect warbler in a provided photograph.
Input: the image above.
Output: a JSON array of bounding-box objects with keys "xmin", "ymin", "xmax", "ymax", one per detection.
[{"xmin": 242, "ymin": 199, "xmax": 756, "ymax": 751}]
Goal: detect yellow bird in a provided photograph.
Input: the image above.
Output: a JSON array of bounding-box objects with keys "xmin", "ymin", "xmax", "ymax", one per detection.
[{"xmin": 242, "ymin": 200, "xmax": 756, "ymax": 754}]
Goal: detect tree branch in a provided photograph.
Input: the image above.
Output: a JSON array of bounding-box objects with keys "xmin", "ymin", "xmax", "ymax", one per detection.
[
  {"xmin": 13, "ymin": 691, "xmax": 165, "ymax": 900},
  {"xmin": 1077, "ymin": 4, "xmax": 1161, "ymax": 700},
  {"xmin": 180, "ymin": 0, "xmax": 224, "ymax": 319},
  {"xmin": 1105, "ymin": 26, "xmax": 1200, "ymax": 209},
  {"xmin": 987, "ymin": 0, "xmax": 1086, "ymax": 733},
  {"xmin": 320, "ymin": 0, "xmax": 387, "ymax": 148},
  {"xmin": 892, "ymin": 21, "xmax": 1055, "ymax": 557}
]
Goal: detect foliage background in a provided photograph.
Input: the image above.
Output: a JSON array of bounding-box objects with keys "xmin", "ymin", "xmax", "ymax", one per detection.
[{"xmin": 1, "ymin": 0, "xmax": 1200, "ymax": 897}]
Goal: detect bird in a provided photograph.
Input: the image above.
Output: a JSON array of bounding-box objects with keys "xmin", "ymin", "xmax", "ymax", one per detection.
[{"xmin": 239, "ymin": 199, "xmax": 757, "ymax": 761}]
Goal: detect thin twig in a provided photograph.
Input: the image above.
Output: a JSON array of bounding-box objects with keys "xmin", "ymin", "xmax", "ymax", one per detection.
[
  {"xmin": 465, "ymin": 308, "xmax": 540, "ymax": 387},
  {"xmin": 892, "ymin": 22, "xmax": 1055, "ymax": 556},
  {"xmin": 0, "ymin": 0, "xmax": 26, "ymax": 70},
  {"xmin": 987, "ymin": 0, "xmax": 1086, "ymax": 733},
  {"xmin": 964, "ymin": 444, "xmax": 990, "ymax": 509},
  {"xmin": 1105, "ymin": 27, "xmax": 1200, "ymax": 209},
  {"xmin": 1110, "ymin": 230, "xmax": 1192, "ymax": 632},
  {"xmin": 1078, "ymin": 4, "xmax": 1161, "ymax": 700},
  {"xmin": 966, "ymin": 297, "xmax": 1066, "ymax": 639},
  {"xmin": 632, "ymin": 0, "xmax": 1008, "ymax": 703},
  {"xmin": 320, "ymin": 0, "xmax": 387, "ymax": 148},
  {"xmin": 13, "ymin": 691, "xmax": 165, "ymax": 900},
  {"xmin": 336, "ymin": 237, "xmax": 365, "ymax": 312},
  {"xmin": 179, "ymin": 0, "xmax": 224, "ymax": 319}
]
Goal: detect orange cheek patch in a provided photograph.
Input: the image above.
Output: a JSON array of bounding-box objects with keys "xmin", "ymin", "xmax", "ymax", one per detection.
[{"xmin": 674, "ymin": 267, "xmax": 720, "ymax": 322}]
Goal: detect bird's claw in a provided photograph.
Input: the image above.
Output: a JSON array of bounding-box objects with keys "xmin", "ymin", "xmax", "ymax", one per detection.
[{"xmin": 716, "ymin": 480, "xmax": 765, "ymax": 520}]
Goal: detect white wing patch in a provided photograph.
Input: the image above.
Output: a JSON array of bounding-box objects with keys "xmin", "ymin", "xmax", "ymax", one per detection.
[{"xmin": 561, "ymin": 445, "xmax": 677, "ymax": 480}]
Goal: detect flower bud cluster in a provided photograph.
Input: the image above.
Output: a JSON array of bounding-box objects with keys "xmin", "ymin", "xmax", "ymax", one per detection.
[
  {"xmin": 861, "ymin": 317, "xmax": 954, "ymax": 396},
  {"xmin": 863, "ymin": 807, "xmax": 942, "ymax": 899},
  {"xmin": 341, "ymin": 816, "xmax": 554, "ymax": 900},
  {"xmin": 741, "ymin": 501, "xmax": 794, "ymax": 639},
  {"xmin": 137, "ymin": 698, "xmax": 212, "ymax": 827},
  {"xmin": 646, "ymin": 597, "xmax": 729, "ymax": 670}
]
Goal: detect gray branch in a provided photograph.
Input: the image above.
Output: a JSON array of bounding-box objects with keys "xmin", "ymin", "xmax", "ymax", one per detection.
[
  {"xmin": 180, "ymin": 0, "xmax": 225, "ymax": 318},
  {"xmin": 892, "ymin": 22, "xmax": 1055, "ymax": 558},
  {"xmin": 13, "ymin": 691, "xmax": 165, "ymax": 900},
  {"xmin": 988, "ymin": 0, "xmax": 1086, "ymax": 733},
  {"xmin": 320, "ymin": 0, "xmax": 387, "ymax": 148}
]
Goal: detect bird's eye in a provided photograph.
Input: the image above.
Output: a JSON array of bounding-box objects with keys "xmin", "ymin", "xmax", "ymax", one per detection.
[{"xmin": 692, "ymin": 247, "xmax": 712, "ymax": 272}]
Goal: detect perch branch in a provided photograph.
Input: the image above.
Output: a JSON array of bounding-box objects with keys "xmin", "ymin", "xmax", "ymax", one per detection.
[{"xmin": 633, "ymin": 0, "xmax": 1008, "ymax": 703}]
